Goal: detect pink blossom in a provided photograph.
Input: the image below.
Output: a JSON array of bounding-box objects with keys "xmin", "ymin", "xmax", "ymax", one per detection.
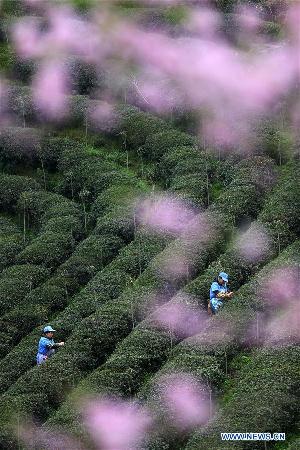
[
  {"xmin": 12, "ymin": 18, "xmax": 44, "ymax": 59},
  {"xmin": 137, "ymin": 194, "xmax": 196, "ymax": 235},
  {"xmin": 236, "ymin": 5, "xmax": 262, "ymax": 33},
  {"xmin": 261, "ymin": 266, "xmax": 299, "ymax": 307},
  {"xmin": 150, "ymin": 293, "xmax": 208, "ymax": 338},
  {"xmin": 158, "ymin": 251, "xmax": 191, "ymax": 281},
  {"xmin": 45, "ymin": 6, "xmax": 102, "ymax": 61},
  {"xmin": 264, "ymin": 302, "xmax": 300, "ymax": 344},
  {"xmin": 84, "ymin": 398, "xmax": 152, "ymax": 450},
  {"xmin": 32, "ymin": 61, "xmax": 69, "ymax": 120},
  {"xmin": 235, "ymin": 223, "xmax": 271, "ymax": 263},
  {"xmin": 88, "ymin": 100, "xmax": 118, "ymax": 133},
  {"xmin": 160, "ymin": 373, "xmax": 212, "ymax": 429},
  {"xmin": 187, "ymin": 7, "xmax": 221, "ymax": 36},
  {"xmin": 18, "ymin": 421, "xmax": 84, "ymax": 450}
]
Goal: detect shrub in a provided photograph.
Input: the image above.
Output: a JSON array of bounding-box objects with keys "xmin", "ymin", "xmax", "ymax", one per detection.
[
  {"xmin": 66, "ymin": 57, "xmax": 100, "ymax": 95},
  {"xmin": 6, "ymin": 85, "xmax": 37, "ymax": 126},
  {"xmin": 0, "ymin": 264, "xmax": 49, "ymax": 314},
  {"xmin": 0, "ymin": 234, "xmax": 24, "ymax": 271},
  {"xmin": 139, "ymin": 130, "xmax": 197, "ymax": 161},
  {"xmin": 155, "ymin": 146, "xmax": 201, "ymax": 183},
  {"xmin": 15, "ymin": 232, "xmax": 75, "ymax": 268},
  {"xmin": 115, "ymin": 105, "xmax": 171, "ymax": 150},
  {"xmin": 0, "ymin": 175, "xmax": 40, "ymax": 211},
  {"xmin": 94, "ymin": 205, "xmax": 135, "ymax": 243},
  {"xmin": 42, "ymin": 201, "xmax": 81, "ymax": 222},
  {"xmin": 91, "ymin": 184, "xmax": 144, "ymax": 220},
  {"xmin": 11, "ymin": 58, "xmax": 36, "ymax": 83},
  {"xmin": 169, "ymin": 173, "xmax": 208, "ymax": 207},
  {"xmin": 64, "ymin": 95, "xmax": 89, "ymax": 128},
  {"xmin": 42, "ymin": 215, "xmax": 83, "ymax": 240},
  {"xmin": 17, "ymin": 191, "xmax": 80, "ymax": 228},
  {"xmin": 39, "ymin": 137, "xmax": 80, "ymax": 171},
  {"xmin": 186, "ymin": 345, "xmax": 300, "ymax": 450},
  {"xmin": 259, "ymin": 162, "xmax": 300, "ymax": 249},
  {"xmin": 0, "ymin": 127, "xmax": 41, "ymax": 166},
  {"xmin": 58, "ymin": 234, "xmax": 124, "ymax": 285}
]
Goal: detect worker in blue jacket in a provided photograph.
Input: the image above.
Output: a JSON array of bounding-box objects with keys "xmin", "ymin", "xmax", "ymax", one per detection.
[
  {"xmin": 208, "ymin": 272, "xmax": 233, "ymax": 315},
  {"xmin": 36, "ymin": 325, "xmax": 64, "ymax": 365}
]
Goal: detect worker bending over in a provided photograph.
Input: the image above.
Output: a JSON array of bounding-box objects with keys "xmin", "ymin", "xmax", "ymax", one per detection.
[
  {"xmin": 208, "ymin": 272, "xmax": 233, "ymax": 315},
  {"xmin": 36, "ymin": 325, "xmax": 64, "ymax": 365}
]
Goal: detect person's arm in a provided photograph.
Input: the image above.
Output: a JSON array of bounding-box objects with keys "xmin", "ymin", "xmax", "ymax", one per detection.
[{"xmin": 45, "ymin": 342, "xmax": 64, "ymax": 350}]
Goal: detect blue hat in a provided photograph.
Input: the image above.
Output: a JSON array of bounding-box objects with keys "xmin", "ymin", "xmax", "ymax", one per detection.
[
  {"xmin": 43, "ymin": 325, "xmax": 56, "ymax": 333},
  {"xmin": 219, "ymin": 272, "xmax": 229, "ymax": 282}
]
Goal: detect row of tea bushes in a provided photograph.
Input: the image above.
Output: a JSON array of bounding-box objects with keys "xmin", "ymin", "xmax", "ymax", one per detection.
[
  {"xmin": 43, "ymin": 156, "xmax": 275, "ymax": 433},
  {"xmin": 0, "ymin": 216, "xmax": 24, "ymax": 272},
  {"xmin": 0, "ymin": 264, "xmax": 49, "ymax": 319},
  {"xmin": 133, "ymin": 165, "xmax": 300, "ymax": 449},
  {"xmin": 0, "ymin": 230, "xmax": 174, "ymax": 447},
  {"xmin": 0, "ymin": 174, "xmax": 40, "ymax": 213},
  {"xmin": 0, "ymin": 181, "xmax": 144, "ymax": 359},
  {"xmin": 0, "ymin": 177, "xmax": 84, "ymax": 319},
  {"xmin": 14, "ymin": 190, "xmax": 83, "ymax": 268},
  {"xmin": 0, "ymin": 128, "xmax": 149, "ymax": 355},
  {"xmin": 185, "ymin": 343, "xmax": 300, "ymax": 450},
  {"xmin": 0, "ymin": 197, "xmax": 176, "ymax": 392},
  {"xmin": 0, "ymin": 126, "xmax": 209, "ymax": 394},
  {"xmin": 0, "ymin": 128, "xmax": 83, "ymax": 172},
  {"xmin": 138, "ymin": 240, "xmax": 300, "ymax": 450}
]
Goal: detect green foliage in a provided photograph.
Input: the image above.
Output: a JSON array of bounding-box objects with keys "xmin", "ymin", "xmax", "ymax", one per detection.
[
  {"xmin": 212, "ymin": 156, "xmax": 277, "ymax": 224},
  {"xmin": 0, "ymin": 175, "xmax": 40, "ymax": 211},
  {"xmin": 170, "ymin": 173, "xmax": 207, "ymax": 207},
  {"xmin": 257, "ymin": 164, "xmax": 300, "ymax": 255},
  {"xmin": 186, "ymin": 345, "xmax": 300, "ymax": 450},
  {"xmin": 115, "ymin": 105, "xmax": 172, "ymax": 150},
  {"xmin": 0, "ymin": 234, "xmax": 24, "ymax": 271},
  {"xmin": 94, "ymin": 205, "xmax": 135, "ymax": 243},
  {"xmin": 58, "ymin": 234, "xmax": 124, "ymax": 285},
  {"xmin": 0, "ymin": 43, "xmax": 15, "ymax": 73},
  {"xmin": 15, "ymin": 231, "xmax": 75, "ymax": 268},
  {"xmin": 66, "ymin": 57, "xmax": 100, "ymax": 95},
  {"xmin": 91, "ymin": 184, "xmax": 144, "ymax": 219},
  {"xmin": 6, "ymin": 85, "xmax": 37, "ymax": 126},
  {"xmin": 155, "ymin": 147, "xmax": 201, "ymax": 183},
  {"xmin": 0, "ymin": 216, "xmax": 24, "ymax": 271},
  {"xmin": 0, "ymin": 264, "xmax": 49, "ymax": 314},
  {"xmin": 139, "ymin": 130, "xmax": 196, "ymax": 161}
]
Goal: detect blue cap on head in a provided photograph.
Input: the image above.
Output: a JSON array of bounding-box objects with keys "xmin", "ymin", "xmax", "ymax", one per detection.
[
  {"xmin": 43, "ymin": 325, "xmax": 56, "ymax": 333},
  {"xmin": 219, "ymin": 272, "xmax": 229, "ymax": 282}
]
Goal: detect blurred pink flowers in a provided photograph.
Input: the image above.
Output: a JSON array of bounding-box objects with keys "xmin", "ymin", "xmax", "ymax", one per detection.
[
  {"xmin": 150, "ymin": 293, "xmax": 208, "ymax": 338},
  {"xmin": 241, "ymin": 266, "xmax": 300, "ymax": 347},
  {"xmin": 262, "ymin": 266, "xmax": 298, "ymax": 307},
  {"xmin": 235, "ymin": 223, "xmax": 271, "ymax": 263},
  {"xmin": 259, "ymin": 266, "xmax": 300, "ymax": 345},
  {"xmin": 137, "ymin": 194, "xmax": 196, "ymax": 235},
  {"xmin": 19, "ymin": 421, "xmax": 84, "ymax": 450},
  {"xmin": 88, "ymin": 100, "xmax": 118, "ymax": 133},
  {"xmin": 84, "ymin": 398, "xmax": 152, "ymax": 450},
  {"xmin": 10, "ymin": 1, "xmax": 300, "ymax": 146},
  {"xmin": 159, "ymin": 373, "xmax": 212, "ymax": 430},
  {"xmin": 32, "ymin": 62, "xmax": 69, "ymax": 120}
]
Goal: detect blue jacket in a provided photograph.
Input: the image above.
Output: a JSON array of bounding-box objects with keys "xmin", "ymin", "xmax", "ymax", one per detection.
[
  {"xmin": 209, "ymin": 280, "xmax": 228, "ymax": 312},
  {"xmin": 37, "ymin": 336, "xmax": 56, "ymax": 356}
]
